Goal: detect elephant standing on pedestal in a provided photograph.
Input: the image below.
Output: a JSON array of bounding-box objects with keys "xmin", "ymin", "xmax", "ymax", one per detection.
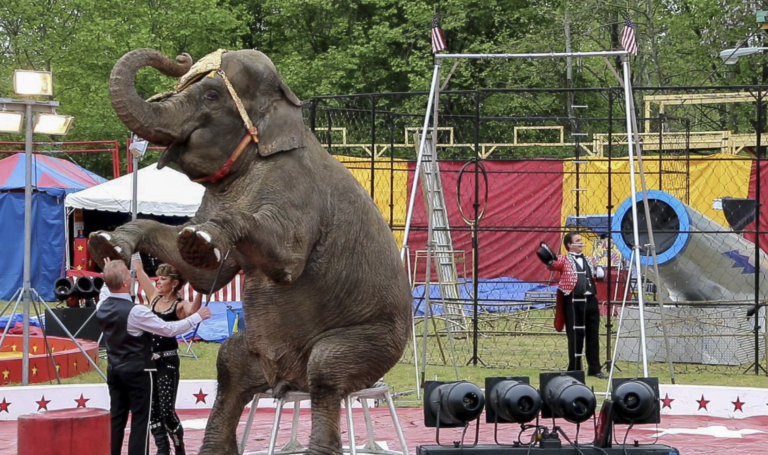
[{"xmin": 89, "ymin": 48, "xmax": 412, "ymax": 455}]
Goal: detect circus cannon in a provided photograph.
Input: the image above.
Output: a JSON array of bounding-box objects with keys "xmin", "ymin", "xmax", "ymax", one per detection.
[
  {"xmin": 611, "ymin": 190, "xmax": 768, "ymax": 303},
  {"xmin": 89, "ymin": 48, "xmax": 412, "ymax": 455}
]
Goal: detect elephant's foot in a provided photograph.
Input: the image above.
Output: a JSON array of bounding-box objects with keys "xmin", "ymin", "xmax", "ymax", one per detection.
[
  {"xmin": 177, "ymin": 226, "xmax": 221, "ymax": 269},
  {"xmin": 88, "ymin": 232, "xmax": 130, "ymax": 267}
]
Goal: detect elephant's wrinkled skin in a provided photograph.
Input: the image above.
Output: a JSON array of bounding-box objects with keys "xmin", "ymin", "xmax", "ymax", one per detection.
[{"xmin": 90, "ymin": 49, "xmax": 412, "ymax": 455}]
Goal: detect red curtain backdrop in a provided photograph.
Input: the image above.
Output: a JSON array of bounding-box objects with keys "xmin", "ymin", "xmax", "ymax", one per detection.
[{"xmin": 406, "ymin": 160, "xmax": 563, "ymax": 282}]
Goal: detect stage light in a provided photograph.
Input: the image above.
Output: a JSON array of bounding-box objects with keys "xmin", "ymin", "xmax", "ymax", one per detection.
[
  {"xmin": 611, "ymin": 378, "xmax": 660, "ymax": 424},
  {"xmin": 424, "ymin": 380, "xmax": 485, "ymax": 428},
  {"xmin": 0, "ymin": 112, "xmax": 23, "ymax": 134},
  {"xmin": 33, "ymin": 113, "xmax": 73, "ymax": 135},
  {"xmin": 75, "ymin": 276, "xmax": 96, "ymax": 297},
  {"xmin": 540, "ymin": 372, "xmax": 596, "ymax": 424},
  {"xmin": 13, "ymin": 70, "xmax": 53, "ymax": 96},
  {"xmin": 485, "ymin": 376, "xmax": 541, "ymax": 424},
  {"xmin": 53, "ymin": 277, "xmax": 74, "ymax": 302},
  {"xmin": 91, "ymin": 276, "xmax": 105, "ymax": 294}
]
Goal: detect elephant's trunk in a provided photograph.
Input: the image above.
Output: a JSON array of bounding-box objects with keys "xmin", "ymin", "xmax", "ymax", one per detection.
[{"xmin": 109, "ymin": 49, "xmax": 193, "ymax": 145}]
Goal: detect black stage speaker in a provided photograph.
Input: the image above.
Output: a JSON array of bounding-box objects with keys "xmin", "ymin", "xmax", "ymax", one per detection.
[
  {"xmin": 44, "ymin": 307, "xmax": 102, "ymax": 342},
  {"xmin": 417, "ymin": 444, "xmax": 679, "ymax": 455}
]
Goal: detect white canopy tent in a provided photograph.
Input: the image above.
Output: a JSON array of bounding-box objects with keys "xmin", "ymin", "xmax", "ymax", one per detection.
[
  {"xmin": 63, "ymin": 164, "xmax": 204, "ymax": 267},
  {"xmin": 65, "ymin": 163, "xmax": 204, "ymax": 217}
]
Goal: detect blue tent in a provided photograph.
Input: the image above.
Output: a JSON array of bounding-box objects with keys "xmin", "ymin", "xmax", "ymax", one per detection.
[{"xmin": 0, "ymin": 154, "xmax": 106, "ymax": 301}]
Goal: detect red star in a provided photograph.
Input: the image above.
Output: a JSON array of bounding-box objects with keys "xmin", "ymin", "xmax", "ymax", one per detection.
[
  {"xmin": 193, "ymin": 388, "xmax": 208, "ymax": 404},
  {"xmin": 0, "ymin": 398, "xmax": 10, "ymax": 413},
  {"xmin": 661, "ymin": 393, "xmax": 674, "ymax": 409},
  {"xmin": 74, "ymin": 393, "xmax": 89, "ymax": 408},
  {"xmin": 36, "ymin": 396, "xmax": 51, "ymax": 411},
  {"xmin": 697, "ymin": 394, "xmax": 710, "ymax": 411},
  {"xmin": 732, "ymin": 396, "xmax": 745, "ymax": 412}
]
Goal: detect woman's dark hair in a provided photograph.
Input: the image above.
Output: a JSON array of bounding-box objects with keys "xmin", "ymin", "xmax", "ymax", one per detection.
[{"xmin": 156, "ymin": 263, "xmax": 186, "ymax": 294}]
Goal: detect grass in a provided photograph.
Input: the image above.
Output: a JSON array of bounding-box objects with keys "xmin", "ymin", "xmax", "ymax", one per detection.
[{"xmin": 49, "ymin": 338, "xmax": 768, "ymax": 408}]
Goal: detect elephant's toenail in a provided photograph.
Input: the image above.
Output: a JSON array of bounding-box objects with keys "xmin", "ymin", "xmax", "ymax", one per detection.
[{"xmin": 198, "ymin": 231, "xmax": 212, "ymax": 243}]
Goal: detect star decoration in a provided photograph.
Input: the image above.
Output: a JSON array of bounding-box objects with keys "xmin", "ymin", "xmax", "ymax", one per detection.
[
  {"xmin": 661, "ymin": 393, "xmax": 674, "ymax": 409},
  {"xmin": 76, "ymin": 265, "xmax": 83, "ymax": 270},
  {"xmin": 36, "ymin": 396, "xmax": 51, "ymax": 411},
  {"xmin": 75, "ymin": 393, "xmax": 89, "ymax": 408},
  {"xmin": 0, "ymin": 398, "xmax": 10, "ymax": 413},
  {"xmin": 697, "ymin": 394, "xmax": 710, "ymax": 411},
  {"xmin": 2, "ymin": 370, "xmax": 9, "ymax": 380},
  {"xmin": 32, "ymin": 345, "xmax": 38, "ymax": 353},
  {"xmin": 11, "ymin": 344, "xmax": 17, "ymax": 352},
  {"xmin": 73, "ymin": 360, "xmax": 78, "ymax": 370},
  {"xmin": 32, "ymin": 366, "xmax": 38, "ymax": 376},
  {"xmin": 77, "ymin": 245, "xmax": 84, "ymax": 251},
  {"xmin": 732, "ymin": 396, "xmax": 745, "ymax": 412},
  {"xmin": 193, "ymin": 388, "xmax": 208, "ymax": 404},
  {"xmin": 55, "ymin": 363, "xmax": 60, "ymax": 373}
]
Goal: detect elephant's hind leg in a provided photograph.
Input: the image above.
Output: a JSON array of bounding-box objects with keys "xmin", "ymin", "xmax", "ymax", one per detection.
[
  {"xmin": 304, "ymin": 325, "xmax": 403, "ymax": 455},
  {"xmin": 199, "ymin": 332, "xmax": 269, "ymax": 455}
]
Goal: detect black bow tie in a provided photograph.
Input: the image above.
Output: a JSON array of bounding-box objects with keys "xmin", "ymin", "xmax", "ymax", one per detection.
[{"xmin": 571, "ymin": 253, "xmax": 584, "ymax": 259}]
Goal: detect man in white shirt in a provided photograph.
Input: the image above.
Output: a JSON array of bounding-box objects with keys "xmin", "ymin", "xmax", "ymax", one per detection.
[{"xmin": 96, "ymin": 260, "xmax": 211, "ymax": 455}]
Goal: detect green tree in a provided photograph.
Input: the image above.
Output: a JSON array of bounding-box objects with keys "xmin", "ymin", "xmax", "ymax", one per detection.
[{"xmin": 1, "ymin": 0, "xmax": 245, "ymax": 175}]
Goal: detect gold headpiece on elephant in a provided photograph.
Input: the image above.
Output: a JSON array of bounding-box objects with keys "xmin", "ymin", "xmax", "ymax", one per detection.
[{"xmin": 175, "ymin": 49, "xmax": 226, "ymax": 92}]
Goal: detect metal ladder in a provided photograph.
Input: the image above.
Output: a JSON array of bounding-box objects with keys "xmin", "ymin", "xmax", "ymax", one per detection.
[
  {"xmin": 417, "ymin": 136, "xmax": 466, "ymax": 332},
  {"xmin": 572, "ymin": 295, "xmax": 587, "ymax": 363}
]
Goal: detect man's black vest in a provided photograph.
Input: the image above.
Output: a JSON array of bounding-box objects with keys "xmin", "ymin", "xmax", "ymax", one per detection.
[
  {"xmin": 571, "ymin": 255, "xmax": 595, "ymax": 297},
  {"xmin": 96, "ymin": 297, "xmax": 152, "ymax": 373}
]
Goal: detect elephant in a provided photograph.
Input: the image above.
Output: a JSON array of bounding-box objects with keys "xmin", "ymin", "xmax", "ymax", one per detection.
[{"xmin": 89, "ymin": 48, "xmax": 413, "ymax": 455}]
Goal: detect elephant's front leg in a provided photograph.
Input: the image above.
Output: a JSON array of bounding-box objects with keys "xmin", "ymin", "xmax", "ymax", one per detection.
[
  {"xmin": 177, "ymin": 209, "xmax": 308, "ymax": 284},
  {"xmin": 88, "ymin": 218, "xmax": 239, "ymax": 291},
  {"xmin": 175, "ymin": 209, "xmax": 258, "ymax": 270},
  {"xmin": 199, "ymin": 331, "xmax": 270, "ymax": 455}
]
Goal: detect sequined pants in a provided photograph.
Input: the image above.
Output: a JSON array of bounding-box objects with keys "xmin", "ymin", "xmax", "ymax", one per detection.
[{"xmin": 150, "ymin": 355, "xmax": 182, "ymax": 435}]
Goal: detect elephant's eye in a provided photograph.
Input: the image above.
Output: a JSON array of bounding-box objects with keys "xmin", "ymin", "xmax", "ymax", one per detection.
[{"xmin": 203, "ymin": 90, "xmax": 220, "ymax": 102}]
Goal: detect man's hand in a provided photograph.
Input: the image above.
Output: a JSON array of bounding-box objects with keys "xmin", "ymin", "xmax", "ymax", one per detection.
[{"xmin": 197, "ymin": 307, "xmax": 212, "ymax": 320}]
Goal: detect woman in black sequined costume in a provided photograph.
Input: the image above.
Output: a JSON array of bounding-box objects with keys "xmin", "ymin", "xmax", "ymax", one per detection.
[{"xmin": 133, "ymin": 256, "xmax": 202, "ymax": 455}]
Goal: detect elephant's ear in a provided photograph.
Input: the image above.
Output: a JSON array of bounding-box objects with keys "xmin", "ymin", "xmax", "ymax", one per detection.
[{"xmin": 256, "ymin": 81, "xmax": 304, "ymax": 157}]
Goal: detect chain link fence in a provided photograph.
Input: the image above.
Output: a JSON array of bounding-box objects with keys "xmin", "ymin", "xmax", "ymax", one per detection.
[{"xmin": 303, "ymin": 84, "xmax": 768, "ymax": 384}]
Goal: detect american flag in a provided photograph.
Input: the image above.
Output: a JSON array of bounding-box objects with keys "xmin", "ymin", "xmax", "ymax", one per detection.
[
  {"xmin": 621, "ymin": 15, "xmax": 638, "ymax": 55},
  {"xmin": 431, "ymin": 16, "xmax": 447, "ymax": 53}
]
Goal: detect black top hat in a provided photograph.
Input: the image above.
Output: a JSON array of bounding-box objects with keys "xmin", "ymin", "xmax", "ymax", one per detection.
[{"xmin": 536, "ymin": 242, "xmax": 556, "ymax": 265}]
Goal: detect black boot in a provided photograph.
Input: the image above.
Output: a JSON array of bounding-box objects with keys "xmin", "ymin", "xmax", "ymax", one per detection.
[
  {"xmin": 151, "ymin": 425, "xmax": 171, "ymax": 455},
  {"xmin": 169, "ymin": 425, "xmax": 185, "ymax": 455}
]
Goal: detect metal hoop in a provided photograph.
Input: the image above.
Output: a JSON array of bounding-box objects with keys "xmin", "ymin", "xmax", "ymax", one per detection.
[{"xmin": 456, "ymin": 159, "xmax": 488, "ymax": 225}]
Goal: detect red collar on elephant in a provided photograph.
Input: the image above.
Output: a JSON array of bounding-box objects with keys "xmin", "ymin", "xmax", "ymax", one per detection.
[{"xmin": 192, "ymin": 127, "xmax": 258, "ymax": 184}]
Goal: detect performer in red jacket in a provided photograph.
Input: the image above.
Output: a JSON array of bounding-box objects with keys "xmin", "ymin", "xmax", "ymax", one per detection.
[{"xmin": 546, "ymin": 232, "xmax": 606, "ymax": 379}]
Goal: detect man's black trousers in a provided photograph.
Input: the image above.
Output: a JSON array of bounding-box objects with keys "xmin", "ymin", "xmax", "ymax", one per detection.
[{"xmin": 562, "ymin": 292, "xmax": 601, "ymax": 375}]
